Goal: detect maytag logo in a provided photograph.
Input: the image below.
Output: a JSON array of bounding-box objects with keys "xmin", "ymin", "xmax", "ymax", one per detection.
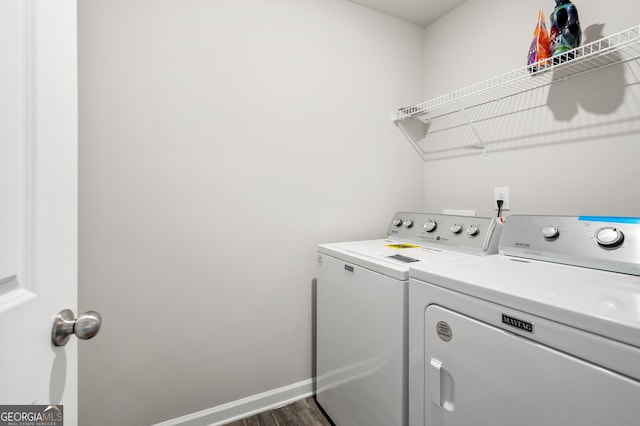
[
  {"xmin": 514, "ymin": 242, "xmax": 530, "ymax": 248},
  {"xmin": 501, "ymin": 314, "xmax": 533, "ymax": 333}
]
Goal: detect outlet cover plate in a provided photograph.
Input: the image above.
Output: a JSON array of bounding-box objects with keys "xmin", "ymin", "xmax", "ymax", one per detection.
[{"xmin": 494, "ymin": 187, "xmax": 510, "ymax": 210}]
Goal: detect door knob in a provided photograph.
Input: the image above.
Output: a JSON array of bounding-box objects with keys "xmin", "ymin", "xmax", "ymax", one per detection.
[{"xmin": 51, "ymin": 309, "xmax": 102, "ymax": 346}]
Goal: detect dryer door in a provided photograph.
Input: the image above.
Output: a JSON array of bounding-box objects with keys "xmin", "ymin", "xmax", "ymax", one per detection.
[{"xmin": 424, "ymin": 305, "xmax": 640, "ymax": 426}]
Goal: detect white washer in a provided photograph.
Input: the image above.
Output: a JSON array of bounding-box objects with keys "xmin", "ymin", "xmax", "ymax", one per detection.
[
  {"xmin": 316, "ymin": 212, "xmax": 502, "ymax": 426},
  {"xmin": 409, "ymin": 215, "xmax": 640, "ymax": 426}
]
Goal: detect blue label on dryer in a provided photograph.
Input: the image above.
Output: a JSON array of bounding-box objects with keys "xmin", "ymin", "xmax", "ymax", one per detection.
[{"xmin": 578, "ymin": 216, "xmax": 640, "ymax": 224}]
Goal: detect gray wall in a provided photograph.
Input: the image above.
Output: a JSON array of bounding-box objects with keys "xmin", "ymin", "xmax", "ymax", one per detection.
[
  {"xmin": 421, "ymin": 0, "xmax": 640, "ymax": 217},
  {"xmin": 78, "ymin": 0, "xmax": 424, "ymax": 425}
]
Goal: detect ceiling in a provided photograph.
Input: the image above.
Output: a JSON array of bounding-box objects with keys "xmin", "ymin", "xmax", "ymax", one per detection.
[{"xmin": 347, "ymin": 0, "xmax": 465, "ymax": 27}]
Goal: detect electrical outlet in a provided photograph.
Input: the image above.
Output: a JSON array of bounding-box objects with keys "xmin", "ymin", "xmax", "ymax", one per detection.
[{"xmin": 494, "ymin": 187, "xmax": 510, "ymax": 211}]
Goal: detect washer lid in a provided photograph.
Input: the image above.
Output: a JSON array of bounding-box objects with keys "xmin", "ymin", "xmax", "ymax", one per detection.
[
  {"xmin": 318, "ymin": 239, "xmax": 475, "ymax": 280},
  {"xmin": 410, "ymin": 255, "xmax": 640, "ymax": 348}
]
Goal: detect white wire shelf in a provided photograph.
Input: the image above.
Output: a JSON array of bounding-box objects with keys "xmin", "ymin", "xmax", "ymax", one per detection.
[{"xmin": 393, "ymin": 24, "xmax": 640, "ymax": 160}]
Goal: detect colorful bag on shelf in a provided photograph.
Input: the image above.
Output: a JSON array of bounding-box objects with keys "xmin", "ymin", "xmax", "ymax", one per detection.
[{"xmin": 527, "ymin": 9, "xmax": 551, "ymax": 72}]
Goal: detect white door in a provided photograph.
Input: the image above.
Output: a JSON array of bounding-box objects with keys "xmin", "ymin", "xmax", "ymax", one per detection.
[{"xmin": 0, "ymin": 0, "xmax": 80, "ymax": 424}]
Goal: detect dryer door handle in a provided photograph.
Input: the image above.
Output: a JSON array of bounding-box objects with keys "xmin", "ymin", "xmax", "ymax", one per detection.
[
  {"xmin": 430, "ymin": 358, "xmax": 443, "ymax": 407},
  {"xmin": 429, "ymin": 357, "xmax": 455, "ymax": 412}
]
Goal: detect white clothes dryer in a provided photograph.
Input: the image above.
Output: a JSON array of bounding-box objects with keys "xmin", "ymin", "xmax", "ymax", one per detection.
[
  {"xmin": 409, "ymin": 215, "xmax": 640, "ymax": 426},
  {"xmin": 316, "ymin": 212, "xmax": 502, "ymax": 426}
]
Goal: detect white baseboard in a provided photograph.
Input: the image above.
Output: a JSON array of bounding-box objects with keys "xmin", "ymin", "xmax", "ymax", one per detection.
[{"xmin": 152, "ymin": 378, "xmax": 315, "ymax": 426}]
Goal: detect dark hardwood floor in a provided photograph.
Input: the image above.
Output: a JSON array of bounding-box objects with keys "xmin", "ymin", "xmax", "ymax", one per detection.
[{"xmin": 223, "ymin": 397, "xmax": 334, "ymax": 426}]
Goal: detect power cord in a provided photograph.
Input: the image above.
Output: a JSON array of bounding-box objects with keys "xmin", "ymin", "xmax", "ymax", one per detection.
[{"xmin": 497, "ymin": 199, "xmax": 504, "ymax": 218}]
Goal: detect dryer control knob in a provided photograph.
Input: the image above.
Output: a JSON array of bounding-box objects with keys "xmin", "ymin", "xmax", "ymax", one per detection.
[
  {"xmin": 542, "ymin": 226, "xmax": 560, "ymax": 239},
  {"xmin": 403, "ymin": 220, "xmax": 414, "ymax": 228},
  {"xmin": 423, "ymin": 220, "xmax": 437, "ymax": 232},
  {"xmin": 450, "ymin": 224, "xmax": 463, "ymax": 234},
  {"xmin": 595, "ymin": 228, "xmax": 624, "ymax": 248},
  {"xmin": 392, "ymin": 219, "xmax": 403, "ymax": 227},
  {"xmin": 466, "ymin": 225, "xmax": 480, "ymax": 236}
]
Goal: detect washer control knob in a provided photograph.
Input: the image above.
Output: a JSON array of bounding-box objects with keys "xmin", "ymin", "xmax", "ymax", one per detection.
[
  {"xmin": 542, "ymin": 226, "xmax": 560, "ymax": 239},
  {"xmin": 450, "ymin": 224, "xmax": 463, "ymax": 234},
  {"xmin": 595, "ymin": 228, "xmax": 624, "ymax": 248},
  {"xmin": 466, "ymin": 225, "xmax": 480, "ymax": 236},
  {"xmin": 423, "ymin": 220, "xmax": 437, "ymax": 232},
  {"xmin": 392, "ymin": 219, "xmax": 403, "ymax": 227},
  {"xmin": 403, "ymin": 220, "xmax": 414, "ymax": 228}
]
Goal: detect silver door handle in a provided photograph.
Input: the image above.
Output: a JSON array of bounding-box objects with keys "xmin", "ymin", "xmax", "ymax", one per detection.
[{"xmin": 51, "ymin": 309, "xmax": 102, "ymax": 346}]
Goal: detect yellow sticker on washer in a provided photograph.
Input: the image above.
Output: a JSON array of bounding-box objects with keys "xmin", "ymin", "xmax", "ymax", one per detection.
[{"xmin": 386, "ymin": 243, "xmax": 421, "ymax": 249}]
